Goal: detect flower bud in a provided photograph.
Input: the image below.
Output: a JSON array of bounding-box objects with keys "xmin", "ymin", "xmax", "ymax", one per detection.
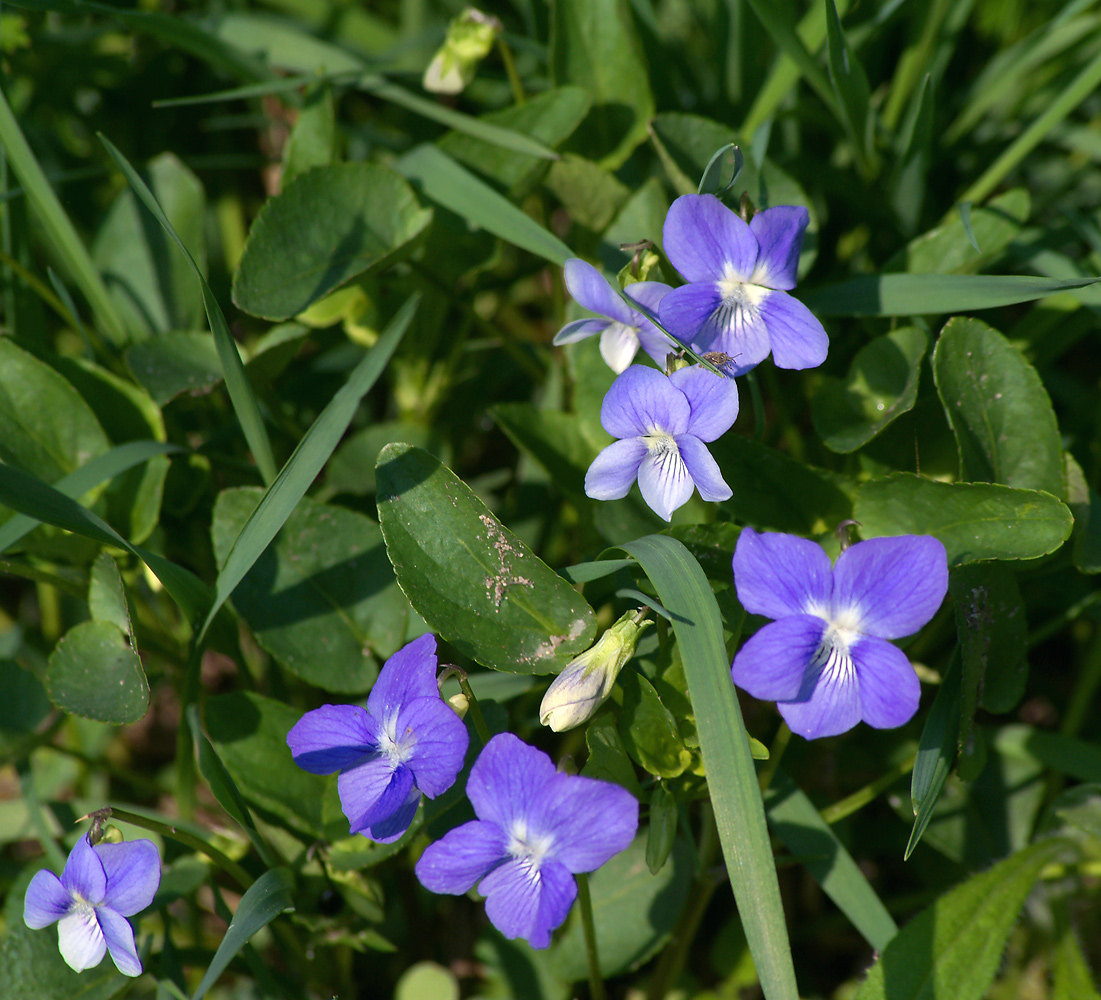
[
  {"xmin": 422, "ymin": 9, "xmax": 500, "ymax": 95},
  {"xmin": 539, "ymin": 609, "xmax": 651, "ymax": 732},
  {"xmin": 447, "ymin": 692, "xmax": 470, "ymax": 719}
]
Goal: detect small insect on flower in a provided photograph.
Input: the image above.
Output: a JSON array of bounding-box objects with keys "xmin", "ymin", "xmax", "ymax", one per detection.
[
  {"xmin": 657, "ymin": 194, "xmax": 828, "ymax": 374},
  {"xmin": 287, "ymin": 634, "xmax": 469, "ymax": 843},
  {"xmin": 585, "ymin": 363, "xmax": 738, "ymax": 521},
  {"xmin": 553, "ymin": 258, "xmax": 675, "ymax": 373},
  {"xmin": 24, "ymin": 833, "xmax": 161, "ymax": 977},
  {"xmin": 730, "ymin": 528, "xmax": 949, "ymax": 739},
  {"xmin": 415, "ymin": 733, "xmax": 638, "ymax": 948}
]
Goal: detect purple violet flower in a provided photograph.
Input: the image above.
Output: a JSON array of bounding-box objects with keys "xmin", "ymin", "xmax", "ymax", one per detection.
[
  {"xmin": 657, "ymin": 194, "xmax": 828, "ymax": 374},
  {"xmin": 553, "ymin": 258, "xmax": 674, "ymax": 373},
  {"xmin": 415, "ymin": 732, "xmax": 638, "ymax": 949},
  {"xmin": 286, "ymin": 634, "xmax": 468, "ymax": 843},
  {"xmin": 23, "ymin": 834, "xmax": 160, "ymax": 977},
  {"xmin": 585, "ymin": 364, "xmax": 738, "ymax": 521},
  {"xmin": 731, "ymin": 528, "xmax": 949, "ymax": 739}
]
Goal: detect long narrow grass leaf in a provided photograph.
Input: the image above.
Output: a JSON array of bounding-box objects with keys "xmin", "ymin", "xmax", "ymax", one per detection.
[
  {"xmin": 200, "ymin": 295, "xmax": 418, "ymax": 641},
  {"xmin": 616, "ymin": 535, "xmax": 798, "ymax": 1000},
  {"xmin": 742, "ymin": 0, "xmax": 838, "ymax": 117},
  {"xmin": 99, "ymin": 134, "xmax": 278, "ymax": 486},
  {"xmin": 804, "ymin": 273, "xmax": 1099, "ymax": 316},
  {"xmin": 960, "ymin": 47, "xmax": 1101, "ymax": 204},
  {"xmin": 191, "ymin": 868, "xmax": 295, "ymax": 1000},
  {"xmin": 397, "ymin": 144, "xmax": 573, "ymax": 266},
  {"xmin": 765, "ymin": 770, "xmax": 898, "ymax": 951},
  {"xmin": 0, "ymin": 86, "xmax": 128, "ymax": 345},
  {"xmin": 0, "ymin": 461, "xmax": 210, "ymax": 623},
  {"xmin": 0, "ymin": 440, "xmax": 182, "ymax": 553},
  {"xmin": 825, "ymin": 0, "xmax": 877, "ymax": 173}
]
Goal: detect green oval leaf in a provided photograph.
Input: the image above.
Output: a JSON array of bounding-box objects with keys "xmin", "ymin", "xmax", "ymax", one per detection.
[
  {"xmin": 376, "ymin": 443, "xmax": 597, "ymax": 674},
  {"xmin": 232, "ymin": 163, "xmax": 432, "ymax": 320},
  {"xmin": 0, "ymin": 338, "xmax": 109, "ymax": 485},
  {"xmin": 855, "ymin": 473, "xmax": 1073, "ymax": 565},
  {"xmin": 46, "ymin": 620, "xmax": 149, "ymax": 724},
  {"xmin": 933, "ymin": 316, "xmax": 1064, "ymax": 497},
  {"xmin": 211, "ymin": 487, "xmax": 408, "ymax": 693},
  {"xmin": 812, "ymin": 326, "xmax": 928, "ymax": 453}
]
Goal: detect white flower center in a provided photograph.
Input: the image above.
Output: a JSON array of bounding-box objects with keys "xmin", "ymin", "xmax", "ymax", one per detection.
[
  {"xmin": 508, "ymin": 819, "xmax": 555, "ymax": 871},
  {"xmin": 376, "ymin": 711, "xmax": 415, "ymax": 767},
  {"xmin": 806, "ymin": 607, "xmax": 863, "ymax": 686}
]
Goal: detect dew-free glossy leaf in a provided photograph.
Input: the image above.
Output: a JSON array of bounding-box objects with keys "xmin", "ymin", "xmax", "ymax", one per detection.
[
  {"xmin": 46, "ymin": 620, "xmax": 149, "ymax": 724},
  {"xmin": 646, "ymin": 784, "xmax": 678, "ymax": 875},
  {"xmin": 233, "ymin": 163, "xmax": 432, "ymax": 320},
  {"xmin": 282, "ymin": 85, "xmax": 335, "ymax": 188},
  {"xmin": 619, "ymin": 670, "xmax": 693, "ymax": 778},
  {"xmin": 812, "ymin": 326, "xmax": 928, "ymax": 453},
  {"xmin": 855, "ymin": 474, "xmax": 1072, "ymax": 565},
  {"xmin": 212, "ymin": 488, "xmax": 408, "ymax": 693},
  {"xmin": 0, "ymin": 918, "xmax": 127, "ymax": 1000},
  {"xmin": 89, "ymin": 552, "xmax": 133, "ymax": 640},
  {"xmin": 933, "ymin": 317, "xmax": 1064, "ymax": 497},
  {"xmin": 852, "ymin": 839, "xmax": 1069, "ymax": 1000},
  {"xmin": 376, "ymin": 443, "xmax": 596, "ymax": 674}
]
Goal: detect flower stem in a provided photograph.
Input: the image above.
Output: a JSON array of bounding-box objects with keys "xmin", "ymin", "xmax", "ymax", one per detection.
[
  {"xmin": 456, "ymin": 673, "xmax": 493, "ymax": 746},
  {"xmin": 18, "ymin": 759, "xmax": 66, "ymax": 871},
  {"xmin": 645, "ymin": 804, "xmax": 720, "ymax": 1000},
  {"xmin": 105, "ymin": 806, "xmax": 253, "ymax": 888},
  {"xmin": 576, "ymin": 872, "xmax": 607, "ymax": 1000},
  {"xmin": 496, "ymin": 36, "xmax": 525, "ymax": 105},
  {"xmin": 819, "ymin": 752, "xmax": 916, "ymax": 825},
  {"xmin": 757, "ymin": 721, "xmax": 791, "ymax": 793},
  {"xmin": 746, "ymin": 371, "xmax": 766, "ymax": 442}
]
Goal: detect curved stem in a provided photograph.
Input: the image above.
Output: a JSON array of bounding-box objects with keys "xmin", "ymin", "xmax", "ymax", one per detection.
[
  {"xmin": 576, "ymin": 872, "xmax": 607, "ymax": 1000},
  {"xmin": 105, "ymin": 806, "xmax": 253, "ymax": 888},
  {"xmin": 457, "ymin": 674, "xmax": 492, "ymax": 746},
  {"xmin": 757, "ymin": 721, "xmax": 791, "ymax": 794},
  {"xmin": 819, "ymin": 752, "xmax": 916, "ymax": 825}
]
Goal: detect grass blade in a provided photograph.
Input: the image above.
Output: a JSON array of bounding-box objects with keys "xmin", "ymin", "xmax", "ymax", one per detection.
[
  {"xmin": 199, "ymin": 294, "xmax": 417, "ymax": 641},
  {"xmin": 804, "ymin": 273, "xmax": 1099, "ymax": 316},
  {"xmin": 742, "ymin": 0, "xmax": 838, "ymax": 119},
  {"xmin": 0, "ymin": 440, "xmax": 182, "ymax": 553},
  {"xmin": 192, "ymin": 868, "xmax": 294, "ymax": 1000},
  {"xmin": 0, "ymin": 85, "xmax": 128, "ymax": 345},
  {"xmin": 616, "ymin": 534, "xmax": 798, "ymax": 1000},
  {"xmin": 98, "ymin": 134, "xmax": 278, "ymax": 487},
  {"xmin": 0, "ymin": 461, "xmax": 210, "ymax": 624},
  {"xmin": 397, "ymin": 144, "xmax": 573, "ymax": 266},
  {"xmin": 824, "ymin": 0, "xmax": 877, "ymax": 175},
  {"xmin": 765, "ymin": 770, "xmax": 898, "ymax": 951},
  {"xmin": 960, "ymin": 47, "xmax": 1101, "ymax": 204}
]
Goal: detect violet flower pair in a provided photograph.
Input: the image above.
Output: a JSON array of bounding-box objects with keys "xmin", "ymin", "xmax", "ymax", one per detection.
[{"xmin": 557, "ymin": 193, "xmax": 827, "ymax": 376}]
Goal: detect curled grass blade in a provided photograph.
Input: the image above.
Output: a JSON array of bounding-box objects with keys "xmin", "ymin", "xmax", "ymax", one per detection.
[
  {"xmin": 98, "ymin": 134, "xmax": 278, "ymax": 486},
  {"xmin": 615, "ymin": 534, "xmax": 798, "ymax": 1000}
]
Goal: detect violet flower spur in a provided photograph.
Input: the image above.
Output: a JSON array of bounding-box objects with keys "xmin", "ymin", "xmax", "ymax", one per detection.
[
  {"xmin": 585, "ymin": 363, "xmax": 738, "ymax": 521},
  {"xmin": 553, "ymin": 258, "xmax": 674, "ymax": 373},
  {"xmin": 415, "ymin": 732, "xmax": 638, "ymax": 949},
  {"xmin": 731, "ymin": 528, "xmax": 949, "ymax": 740},
  {"xmin": 24, "ymin": 834, "xmax": 160, "ymax": 976},
  {"xmin": 657, "ymin": 193, "xmax": 828, "ymax": 374},
  {"xmin": 286, "ymin": 634, "xmax": 468, "ymax": 843}
]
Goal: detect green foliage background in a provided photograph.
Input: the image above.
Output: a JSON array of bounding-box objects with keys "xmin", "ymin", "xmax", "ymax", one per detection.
[{"xmin": 0, "ymin": 0, "xmax": 1099, "ymax": 998}]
